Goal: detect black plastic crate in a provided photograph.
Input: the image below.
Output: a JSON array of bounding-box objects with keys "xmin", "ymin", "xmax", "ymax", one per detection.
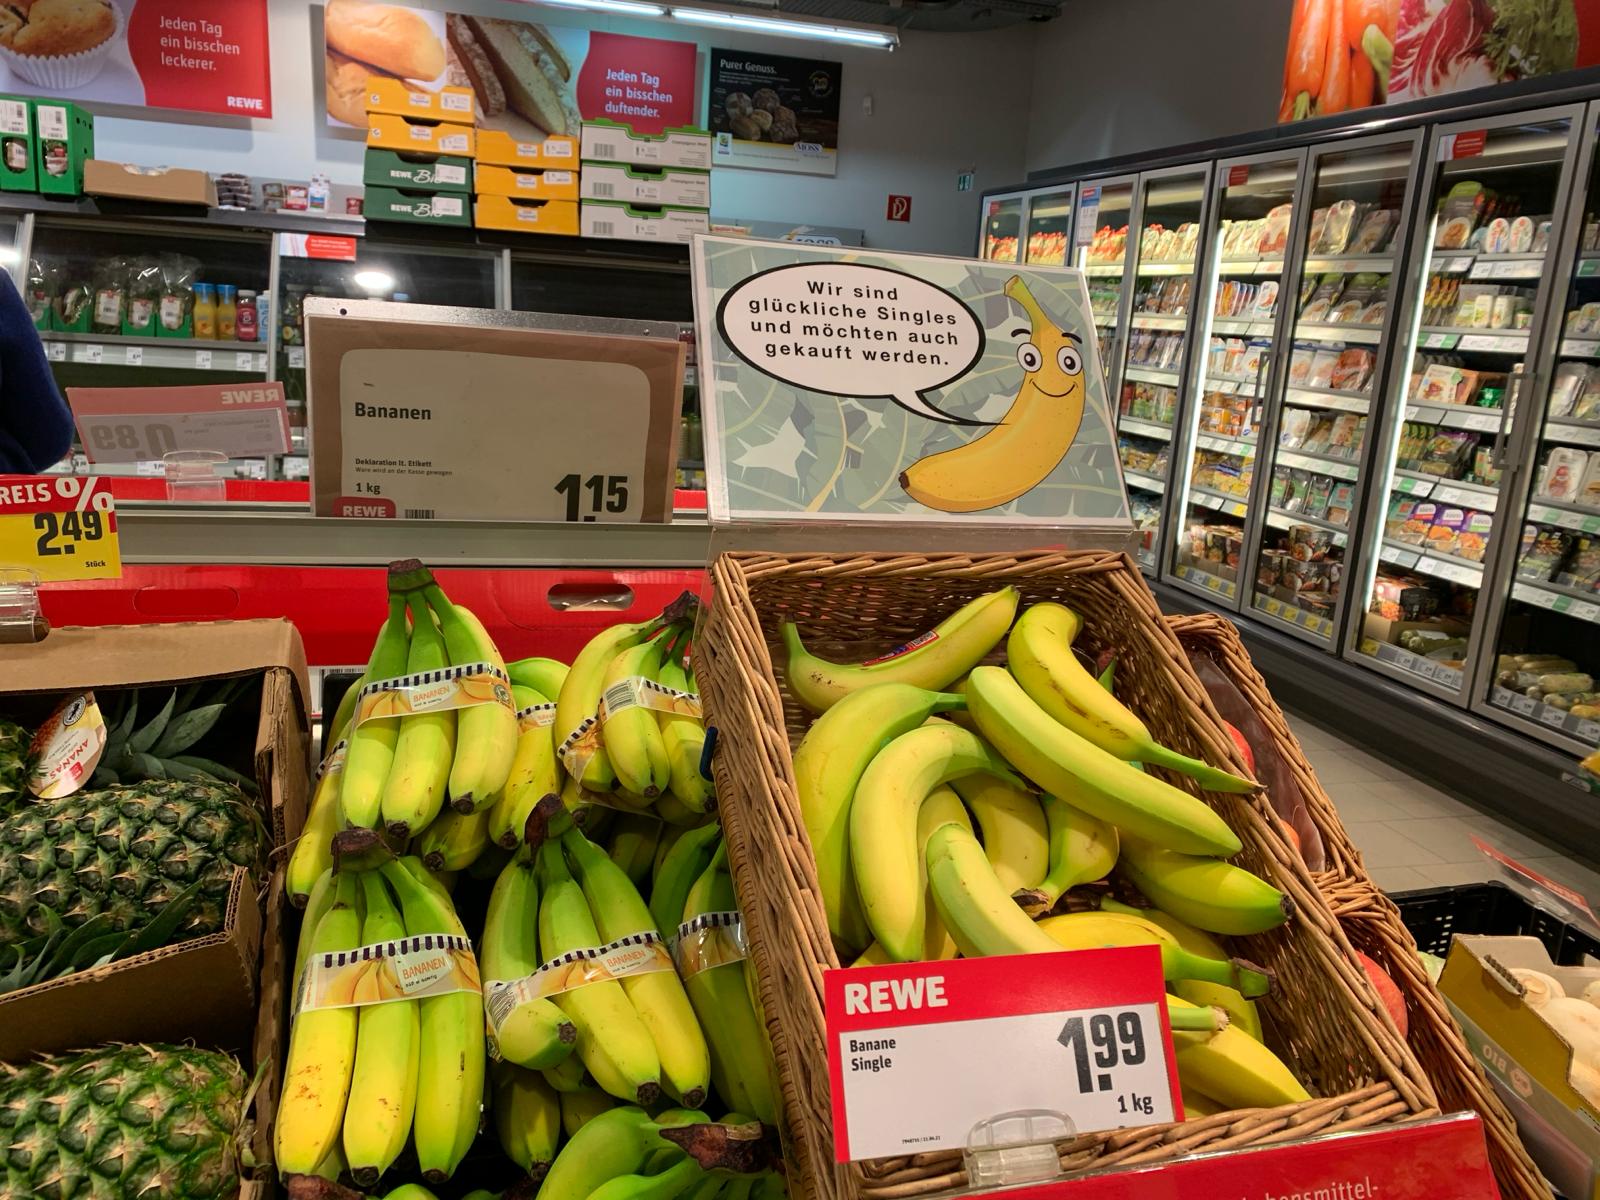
[{"xmin": 1393, "ymin": 881, "xmax": 1600, "ymax": 963}]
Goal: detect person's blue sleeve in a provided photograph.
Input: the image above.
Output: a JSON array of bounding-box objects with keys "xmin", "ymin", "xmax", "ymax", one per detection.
[{"xmin": 0, "ymin": 270, "xmax": 72, "ymax": 473}]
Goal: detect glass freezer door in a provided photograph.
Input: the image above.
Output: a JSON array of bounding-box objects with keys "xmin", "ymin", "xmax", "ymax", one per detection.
[
  {"xmin": 1348, "ymin": 109, "xmax": 1585, "ymax": 702},
  {"xmin": 1167, "ymin": 152, "xmax": 1304, "ymax": 607},
  {"xmin": 1114, "ymin": 164, "xmax": 1210, "ymax": 572},
  {"xmin": 982, "ymin": 192, "xmax": 1026, "ymax": 263},
  {"xmin": 1082, "ymin": 176, "xmax": 1138, "ymax": 442},
  {"xmin": 1245, "ymin": 133, "xmax": 1423, "ymax": 646},
  {"xmin": 1024, "ymin": 187, "xmax": 1073, "ymax": 266}
]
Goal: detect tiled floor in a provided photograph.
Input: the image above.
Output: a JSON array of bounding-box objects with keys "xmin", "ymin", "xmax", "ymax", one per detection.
[{"xmin": 1285, "ymin": 708, "xmax": 1600, "ymax": 903}]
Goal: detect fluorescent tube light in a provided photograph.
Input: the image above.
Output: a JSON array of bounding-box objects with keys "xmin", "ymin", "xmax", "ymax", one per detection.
[
  {"xmin": 541, "ymin": 0, "xmax": 669, "ymax": 15},
  {"xmin": 353, "ymin": 270, "xmax": 396, "ymax": 293},
  {"xmin": 668, "ymin": 6, "xmax": 897, "ymax": 46}
]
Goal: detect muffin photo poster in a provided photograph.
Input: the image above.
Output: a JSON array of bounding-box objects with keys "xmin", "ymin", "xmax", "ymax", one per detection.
[
  {"xmin": 0, "ymin": 0, "xmax": 271, "ymax": 116},
  {"xmin": 323, "ymin": 0, "xmax": 696, "ymax": 139},
  {"xmin": 709, "ymin": 49, "xmax": 840, "ymax": 176}
]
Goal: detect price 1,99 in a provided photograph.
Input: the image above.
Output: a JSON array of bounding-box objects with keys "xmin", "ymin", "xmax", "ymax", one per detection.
[
  {"xmin": 1058, "ymin": 1010, "xmax": 1147, "ymax": 1094},
  {"xmin": 33, "ymin": 509, "xmax": 108, "ymax": 557},
  {"xmin": 554, "ymin": 473, "xmax": 630, "ymax": 522}
]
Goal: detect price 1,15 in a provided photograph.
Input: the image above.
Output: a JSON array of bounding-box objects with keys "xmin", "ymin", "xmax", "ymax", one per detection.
[
  {"xmin": 1058, "ymin": 1011, "xmax": 1147, "ymax": 1094},
  {"xmin": 554, "ymin": 473, "xmax": 630, "ymax": 523},
  {"xmin": 34, "ymin": 510, "xmax": 108, "ymax": 557}
]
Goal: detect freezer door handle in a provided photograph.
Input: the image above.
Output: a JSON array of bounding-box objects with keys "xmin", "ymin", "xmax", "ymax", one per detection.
[{"xmin": 1492, "ymin": 363, "xmax": 1529, "ymax": 471}]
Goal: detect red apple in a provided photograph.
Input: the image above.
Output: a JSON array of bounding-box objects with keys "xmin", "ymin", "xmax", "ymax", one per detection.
[
  {"xmin": 1222, "ymin": 720, "xmax": 1255, "ymax": 774},
  {"xmin": 1358, "ymin": 951, "xmax": 1408, "ymax": 1038}
]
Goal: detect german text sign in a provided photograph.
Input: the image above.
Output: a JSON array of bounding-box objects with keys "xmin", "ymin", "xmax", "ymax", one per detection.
[
  {"xmin": 0, "ymin": 476, "xmax": 120, "ymax": 582},
  {"xmin": 67, "ymin": 382, "xmax": 290, "ymax": 464}
]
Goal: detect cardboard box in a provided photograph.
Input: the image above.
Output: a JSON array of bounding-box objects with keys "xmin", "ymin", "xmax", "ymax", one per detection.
[
  {"xmin": 476, "ymin": 130, "xmax": 577, "ymax": 169},
  {"xmin": 364, "ymin": 148, "xmax": 472, "ymax": 193},
  {"xmin": 364, "ymin": 78, "xmax": 475, "ymax": 123},
  {"xmin": 580, "ymin": 200, "xmax": 709, "ymax": 245},
  {"xmin": 1361, "ymin": 612, "xmax": 1470, "ymax": 647},
  {"xmin": 365, "ymin": 185, "xmax": 471, "ymax": 227},
  {"xmin": 366, "ymin": 112, "xmax": 475, "ymax": 158},
  {"xmin": 33, "ymin": 99, "xmax": 92, "ymax": 196},
  {"xmin": 581, "ymin": 120, "xmax": 711, "ymax": 170},
  {"xmin": 580, "ymin": 162, "xmax": 709, "ymax": 209},
  {"xmin": 84, "ymin": 160, "xmax": 218, "ymax": 206},
  {"xmin": 0, "ymin": 96, "xmax": 34, "ymax": 192},
  {"xmin": 475, "ymin": 194, "xmax": 579, "ymax": 236},
  {"xmin": 1440, "ymin": 935, "xmax": 1600, "ymax": 1200},
  {"xmin": 475, "ymin": 164, "xmax": 579, "ymax": 202}
]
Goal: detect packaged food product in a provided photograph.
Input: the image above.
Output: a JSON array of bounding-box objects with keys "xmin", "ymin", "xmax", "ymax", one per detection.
[
  {"xmin": 1251, "ymin": 281, "xmax": 1279, "ymax": 317},
  {"xmin": 159, "ymin": 254, "xmax": 197, "ymax": 335},
  {"xmin": 125, "ymin": 257, "xmax": 160, "ymax": 336},
  {"xmin": 1540, "ymin": 446, "xmax": 1589, "ymax": 502},
  {"xmin": 1320, "ymin": 199, "xmax": 1362, "ymax": 254},
  {"xmin": 91, "ymin": 257, "xmax": 126, "ymax": 335},
  {"xmin": 1435, "ymin": 180, "xmax": 1491, "ymax": 249},
  {"xmin": 1548, "ymin": 364, "xmax": 1589, "ymax": 419},
  {"xmin": 52, "ymin": 274, "xmax": 90, "ymax": 332},
  {"xmin": 1575, "ymin": 377, "xmax": 1600, "ymax": 424},
  {"xmin": 1327, "ymin": 482, "xmax": 1355, "ymax": 526},
  {"xmin": 1484, "ymin": 217, "xmax": 1511, "ymax": 254},
  {"xmin": 1288, "ymin": 345, "xmax": 1315, "ymax": 386},
  {"xmin": 1560, "ymin": 538, "xmax": 1600, "ymax": 590},
  {"xmin": 24, "ymin": 259, "xmax": 52, "ymax": 329},
  {"xmin": 1328, "ymin": 412, "xmax": 1364, "ymax": 457},
  {"xmin": 1384, "ymin": 498, "xmax": 1417, "ymax": 541},
  {"xmin": 1418, "ymin": 363, "xmax": 1480, "ymax": 406},
  {"xmin": 1510, "ymin": 215, "xmax": 1535, "ymax": 254},
  {"xmin": 1397, "ymin": 501, "xmax": 1439, "ymax": 544},
  {"xmin": 1269, "ymin": 466, "xmax": 1293, "ymax": 509},
  {"xmin": 1331, "ymin": 348, "xmax": 1375, "ymax": 392},
  {"xmin": 1307, "ymin": 349, "xmax": 1341, "ymax": 389},
  {"xmin": 1283, "ymin": 468, "xmax": 1312, "ymax": 512},
  {"xmin": 1305, "ymin": 207, "xmax": 1330, "ymax": 253},
  {"xmin": 1329, "ymin": 273, "xmax": 1381, "ymax": 322},
  {"xmin": 1259, "ymin": 204, "xmax": 1293, "ymax": 257},
  {"xmin": 1371, "ymin": 573, "xmax": 1439, "ymax": 621},
  {"xmin": 193, "ymin": 282, "xmax": 217, "ymax": 340},
  {"xmin": 1580, "ymin": 453, "xmax": 1600, "ymax": 508},
  {"xmin": 1304, "ymin": 475, "xmax": 1335, "ymax": 520},
  {"xmin": 1349, "ymin": 209, "xmax": 1397, "ymax": 254},
  {"xmin": 1358, "ymin": 299, "xmax": 1388, "ymax": 325},
  {"xmin": 1278, "ymin": 408, "xmax": 1312, "ymax": 449},
  {"xmin": 1458, "ymin": 512, "xmax": 1493, "ymax": 562},
  {"xmin": 1300, "ymin": 275, "xmax": 1345, "ymax": 322},
  {"xmin": 1426, "ymin": 507, "xmax": 1468, "ymax": 556},
  {"xmin": 1517, "ymin": 526, "xmax": 1573, "ymax": 580},
  {"xmin": 1418, "ymin": 430, "xmax": 1477, "ymax": 478}
]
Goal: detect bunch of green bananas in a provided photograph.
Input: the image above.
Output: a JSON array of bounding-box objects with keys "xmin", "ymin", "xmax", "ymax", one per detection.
[{"xmin": 788, "ymin": 592, "xmax": 1311, "ymax": 1114}]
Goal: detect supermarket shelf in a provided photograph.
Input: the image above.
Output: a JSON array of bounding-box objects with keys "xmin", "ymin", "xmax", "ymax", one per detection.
[
  {"xmin": 1, "ymin": 192, "xmax": 369, "ymax": 239},
  {"xmin": 1083, "ymin": 263, "xmax": 1124, "ymax": 276},
  {"xmin": 1512, "ymin": 579, "xmax": 1600, "ymax": 625},
  {"xmin": 1264, "ymin": 505, "xmax": 1348, "ymax": 544},
  {"xmin": 1212, "ymin": 318, "xmax": 1274, "ymax": 336},
  {"xmin": 1464, "ymin": 252, "xmax": 1547, "ymax": 281},
  {"xmin": 1187, "ymin": 485, "xmax": 1249, "ymax": 518},
  {"xmin": 1123, "ymin": 469, "xmax": 1165, "ymax": 494},
  {"xmin": 1130, "ymin": 313, "xmax": 1188, "ymax": 330},
  {"xmin": 1203, "ymin": 375, "xmax": 1261, "ymax": 396},
  {"xmin": 1378, "ymin": 538, "xmax": 1484, "ymax": 587},
  {"xmin": 1093, "ymin": 314, "xmax": 1117, "ymax": 328},
  {"xmin": 1283, "ymin": 386, "xmax": 1369, "ymax": 413},
  {"xmin": 1119, "ymin": 417, "xmax": 1173, "ymax": 440},
  {"xmin": 1303, "ymin": 254, "xmax": 1394, "ymax": 273},
  {"xmin": 1404, "ymin": 401, "xmax": 1504, "ymax": 432},
  {"xmin": 1172, "ymin": 561, "xmax": 1238, "ymax": 598},
  {"xmin": 1135, "ymin": 546, "xmax": 1156, "ymax": 570},
  {"xmin": 1490, "ymin": 684, "xmax": 1600, "ymax": 747},
  {"xmin": 1195, "ymin": 432, "xmax": 1256, "ymax": 457},
  {"xmin": 1294, "ymin": 322, "xmax": 1383, "ymax": 345},
  {"xmin": 1417, "ymin": 326, "xmax": 1529, "ymax": 353},
  {"xmin": 1216, "ymin": 259, "xmax": 1285, "ymax": 276},
  {"xmin": 1252, "ymin": 593, "xmax": 1336, "ymax": 639},
  {"xmin": 1136, "ymin": 261, "xmax": 1193, "ymax": 276},
  {"xmin": 1528, "ymin": 499, "xmax": 1600, "ymax": 533},
  {"xmin": 1546, "ymin": 419, "xmax": 1600, "ymax": 447},
  {"xmin": 1366, "ymin": 639, "xmax": 1466, "ymax": 690},
  {"xmin": 41, "ymin": 332, "xmax": 269, "ymax": 373},
  {"xmin": 1276, "ymin": 448, "xmax": 1360, "ymax": 481},
  {"xmin": 1390, "ymin": 468, "xmax": 1501, "ymax": 511},
  {"xmin": 1124, "ymin": 365, "xmax": 1181, "ymax": 386},
  {"xmin": 1560, "ymin": 338, "xmax": 1600, "ymax": 359}
]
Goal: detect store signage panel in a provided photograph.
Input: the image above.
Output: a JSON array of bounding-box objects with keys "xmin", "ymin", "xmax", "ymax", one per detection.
[
  {"xmin": 304, "ymin": 299, "xmax": 683, "ymax": 524},
  {"xmin": 0, "ymin": 476, "xmax": 120, "ymax": 583},
  {"xmin": 278, "ymin": 233, "xmax": 359, "ymax": 262},
  {"xmin": 708, "ymin": 48, "xmax": 841, "ymax": 177},
  {"xmin": 692, "ymin": 235, "xmax": 1132, "ymax": 527},
  {"xmin": 824, "ymin": 947, "xmax": 1178, "ymax": 1162},
  {"xmin": 0, "ymin": 1, "xmax": 271, "ymax": 118},
  {"xmin": 66, "ymin": 382, "xmax": 290, "ymax": 464},
  {"xmin": 324, "ymin": 4, "xmax": 695, "ymax": 136}
]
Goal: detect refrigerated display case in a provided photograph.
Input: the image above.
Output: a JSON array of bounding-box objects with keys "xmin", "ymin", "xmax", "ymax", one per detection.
[
  {"xmin": 980, "ymin": 191, "xmax": 1028, "ymax": 263},
  {"xmin": 1023, "ymin": 186, "xmax": 1073, "ymax": 265}
]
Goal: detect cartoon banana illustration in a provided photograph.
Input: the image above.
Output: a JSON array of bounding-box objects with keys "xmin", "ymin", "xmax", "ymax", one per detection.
[{"xmin": 900, "ymin": 276, "xmax": 1086, "ymax": 513}]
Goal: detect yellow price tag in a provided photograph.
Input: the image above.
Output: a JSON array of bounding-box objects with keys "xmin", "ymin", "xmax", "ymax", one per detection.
[{"xmin": 0, "ymin": 477, "xmax": 121, "ymax": 582}]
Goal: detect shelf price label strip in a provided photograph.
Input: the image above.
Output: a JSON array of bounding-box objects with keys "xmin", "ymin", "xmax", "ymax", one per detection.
[
  {"xmin": 0, "ymin": 476, "xmax": 121, "ymax": 583},
  {"xmin": 64, "ymin": 381, "xmax": 291, "ymax": 464},
  {"xmin": 824, "ymin": 946, "xmax": 1179, "ymax": 1163}
]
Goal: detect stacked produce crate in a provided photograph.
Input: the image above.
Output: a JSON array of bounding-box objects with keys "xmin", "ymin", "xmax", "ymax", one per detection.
[
  {"xmin": 474, "ymin": 130, "xmax": 581, "ymax": 236},
  {"xmin": 580, "ymin": 119, "xmax": 712, "ymax": 245},
  {"xmin": 363, "ymin": 79, "xmax": 477, "ymax": 228},
  {"xmin": 0, "ymin": 93, "xmax": 92, "ymax": 197}
]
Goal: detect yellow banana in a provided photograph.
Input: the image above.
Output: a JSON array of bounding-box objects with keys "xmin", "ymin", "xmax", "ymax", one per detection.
[
  {"xmin": 1008, "ymin": 603, "xmax": 1257, "ymax": 793},
  {"xmin": 414, "ymin": 805, "xmax": 492, "ymax": 873},
  {"xmin": 656, "ymin": 654, "xmax": 713, "ymax": 813},
  {"xmin": 653, "ymin": 789, "xmax": 705, "ymax": 827},
  {"xmin": 965, "ymin": 667, "xmax": 1242, "ymax": 857},
  {"xmin": 608, "ymin": 811, "xmax": 664, "ymax": 889},
  {"xmin": 289, "ymin": 728, "xmax": 350, "ymax": 906},
  {"xmin": 603, "ymin": 637, "xmax": 672, "ymax": 798},
  {"xmin": 950, "ymin": 775, "xmax": 1049, "ymax": 893},
  {"xmin": 848, "ymin": 721, "xmax": 1024, "ymax": 962},
  {"xmin": 508, "ymin": 656, "xmax": 569, "ymax": 701},
  {"xmin": 488, "ymin": 685, "xmax": 562, "ymax": 849},
  {"xmin": 292, "ymin": 867, "xmax": 336, "ymax": 995},
  {"xmin": 1035, "ymin": 911, "xmax": 1272, "ymax": 996},
  {"xmin": 791, "ymin": 683, "xmax": 967, "ymax": 956},
  {"xmin": 557, "ymin": 619, "xmax": 661, "ymax": 792},
  {"xmin": 1113, "ymin": 901, "xmax": 1266, "ymax": 1042},
  {"xmin": 538, "ymin": 1106, "xmax": 693, "ymax": 1200},
  {"xmin": 559, "ymin": 1085, "xmax": 616, "ymax": 1136},
  {"xmin": 650, "ymin": 823, "xmax": 720, "ymax": 936},
  {"xmin": 481, "ymin": 852, "xmax": 577, "ymax": 1070},
  {"xmin": 913, "ymin": 786, "xmax": 971, "ymax": 961},
  {"xmin": 1168, "ymin": 994, "xmax": 1308, "ymax": 1109},
  {"xmin": 325, "ymin": 671, "xmax": 367, "ymax": 753},
  {"xmin": 381, "ymin": 602, "xmax": 457, "ymax": 839},
  {"xmin": 422, "ymin": 585, "xmax": 517, "ymax": 812},
  {"xmin": 490, "ymin": 1060, "xmax": 561, "ymax": 1176},
  {"xmin": 1182, "ymin": 1090, "xmax": 1226, "ymax": 1118},
  {"xmin": 1015, "ymin": 794, "xmax": 1119, "ymax": 916},
  {"xmin": 1118, "ymin": 838, "xmax": 1292, "ymax": 936},
  {"xmin": 899, "ymin": 277, "xmax": 1086, "ymax": 513},
  {"xmin": 345, "ymin": 872, "xmax": 420, "ymax": 1187},
  {"xmin": 542, "ymin": 1050, "xmax": 588, "ymax": 1093},
  {"xmin": 276, "ymin": 871, "xmax": 364, "ymax": 1175},
  {"xmin": 340, "ymin": 595, "xmax": 412, "ymax": 829},
  {"xmin": 782, "ymin": 586, "xmax": 1019, "ymax": 713}
]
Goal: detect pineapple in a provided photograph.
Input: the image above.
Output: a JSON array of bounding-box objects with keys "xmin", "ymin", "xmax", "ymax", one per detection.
[
  {"xmin": 0, "ymin": 780, "xmax": 267, "ymax": 950},
  {"xmin": 93, "ymin": 683, "xmax": 259, "ymax": 797},
  {"xmin": 0, "ymin": 1043, "xmax": 246, "ymax": 1198},
  {"xmin": 0, "ymin": 720, "xmax": 33, "ymax": 812}
]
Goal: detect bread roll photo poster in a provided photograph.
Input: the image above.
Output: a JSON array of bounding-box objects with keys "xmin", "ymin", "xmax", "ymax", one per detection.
[
  {"xmin": 324, "ymin": 0, "xmax": 697, "ymax": 138},
  {"xmin": 0, "ymin": 0, "xmax": 271, "ymax": 116}
]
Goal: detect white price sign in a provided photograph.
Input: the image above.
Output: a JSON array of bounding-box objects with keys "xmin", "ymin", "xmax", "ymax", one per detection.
[
  {"xmin": 826, "ymin": 948, "xmax": 1179, "ymax": 1162},
  {"xmin": 125, "ymin": 346, "xmax": 143, "ymax": 366},
  {"xmin": 83, "ymin": 343, "xmax": 103, "ymax": 364},
  {"xmin": 195, "ymin": 349, "xmax": 212, "ymax": 369},
  {"xmin": 65, "ymin": 381, "xmax": 291, "ymax": 464}
]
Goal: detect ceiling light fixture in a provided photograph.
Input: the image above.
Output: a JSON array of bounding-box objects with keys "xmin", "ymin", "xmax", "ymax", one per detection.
[
  {"xmin": 668, "ymin": 6, "xmax": 898, "ymax": 47},
  {"xmin": 540, "ymin": 0, "xmax": 669, "ymax": 16}
]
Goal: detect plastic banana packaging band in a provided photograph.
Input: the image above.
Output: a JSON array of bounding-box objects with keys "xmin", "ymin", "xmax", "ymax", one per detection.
[
  {"xmin": 484, "ymin": 929, "xmax": 673, "ymax": 1035},
  {"xmin": 352, "ymin": 661, "xmax": 515, "ymax": 727},
  {"xmin": 674, "ymin": 911, "xmax": 748, "ymax": 980},
  {"xmin": 516, "ymin": 701, "xmax": 558, "ymax": 730},
  {"xmin": 314, "ymin": 738, "xmax": 348, "ymax": 782},
  {"xmin": 599, "ymin": 676, "xmax": 703, "ymax": 724},
  {"xmin": 296, "ymin": 932, "xmax": 482, "ymax": 1015},
  {"xmin": 557, "ymin": 713, "xmax": 603, "ymax": 781}
]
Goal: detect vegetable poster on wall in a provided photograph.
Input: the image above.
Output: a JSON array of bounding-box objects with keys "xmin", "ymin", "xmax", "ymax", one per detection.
[
  {"xmin": 323, "ymin": 1, "xmax": 696, "ymax": 138},
  {"xmin": 1280, "ymin": 0, "xmax": 1600, "ymax": 121},
  {"xmin": 708, "ymin": 48, "xmax": 840, "ymax": 176}
]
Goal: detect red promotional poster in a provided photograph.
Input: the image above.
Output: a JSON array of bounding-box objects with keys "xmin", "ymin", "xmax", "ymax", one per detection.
[
  {"xmin": 0, "ymin": 1, "xmax": 271, "ymax": 117},
  {"xmin": 324, "ymin": 3, "xmax": 696, "ymax": 138}
]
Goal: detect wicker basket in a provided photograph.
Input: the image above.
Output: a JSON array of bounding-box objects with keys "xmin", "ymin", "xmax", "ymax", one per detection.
[
  {"xmin": 697, "ymin": 550, "xmax": 1439, "ymax": 1200},
  {"xmin": 1166, "ymin": 611, "xmax": 1550, "ymax": 1200}
]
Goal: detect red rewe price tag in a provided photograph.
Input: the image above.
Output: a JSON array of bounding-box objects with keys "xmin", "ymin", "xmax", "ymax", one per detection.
[{"xmin": 825, "ymin": 946, "xmax": 1178, "ymax": 1162}]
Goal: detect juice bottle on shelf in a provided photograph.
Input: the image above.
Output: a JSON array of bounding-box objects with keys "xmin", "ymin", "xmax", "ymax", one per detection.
[
  {"xmin": 216, "ymin": 284, "xmax": 237, "ymax": 340},
  {"xmin": 236, "ymin": 290, "xmax": 258, "ymax": 342},
  {"xmin": 192, "ymin": 283, "xmax": 217, "ymax": 339}
]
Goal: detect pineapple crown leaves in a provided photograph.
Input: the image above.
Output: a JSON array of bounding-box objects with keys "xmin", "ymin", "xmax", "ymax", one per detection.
[{"xmin": 96, "ymin": 679, "xmax": 260, "ymax": 796}]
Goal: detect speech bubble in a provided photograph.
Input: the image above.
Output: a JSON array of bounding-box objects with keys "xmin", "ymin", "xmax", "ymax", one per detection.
[{"xmin": 716, "ymin": 262, "xmax": 989, "ymax": 425}]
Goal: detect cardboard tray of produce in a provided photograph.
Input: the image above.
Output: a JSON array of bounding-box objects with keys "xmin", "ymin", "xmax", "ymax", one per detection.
[
  {"xmin": 1166, "ymin": 611, "xmax": 1551, "ymax": 1200},
  {"xmin": 697, "ymin": 551, "xmax": 1438, "ymax": 1200}
]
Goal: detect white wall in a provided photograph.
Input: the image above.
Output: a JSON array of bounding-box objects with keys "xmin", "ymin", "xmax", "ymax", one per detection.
[
  {"xmin": 1023, "ymin": 0, "xmax": 1290, "ymax": 176},
  {"xmin": 87, "ymin": 0, "xmax": 1034, "ymax": 254}
]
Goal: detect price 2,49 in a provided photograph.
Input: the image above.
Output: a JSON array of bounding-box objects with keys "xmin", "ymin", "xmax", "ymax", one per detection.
[
  {"xmin": 1057, "ymin": 1011, "xmax": 1146, "ymax": 1094},
  {"xmin": 554, "ymin": 473, "xmax": 629, "ymax": 523},
  {"xmin": 33, "ymin": 510, "xmax": 107, "ymax": 557}
]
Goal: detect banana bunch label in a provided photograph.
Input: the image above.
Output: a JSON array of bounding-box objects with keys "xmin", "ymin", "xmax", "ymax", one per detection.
[
  {"xmin": 559, "ymin": 678, "xmax": 699, "ymax": 779},
  {"xmin": 353, "ymin": 662, "xmax": 514, "ymax": 725},
  {"xmin": 297, "ymin": 933, "xmax": 482, "ymax": 1015},
  {"xmin": 517, "ymin": 701, "xmax": 558, "ymax": 731},
  {"xmin": 485, "ymin": 929, "xmax": 673, "ymax": 1040},
  {"xmin": 862, "ymin": 631, "xmax": 938, "ymax": 667},
  {"xmin": 674, "ymin": 912, "xmax": 748, "ymax": 980},
  {"xmin": 314, "ymin": 738, "xmax": 348, "ymax": 782}
]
